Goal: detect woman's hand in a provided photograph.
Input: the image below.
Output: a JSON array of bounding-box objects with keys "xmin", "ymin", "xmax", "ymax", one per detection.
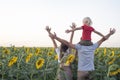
[
  {"xmin": 45, "ymin": 26, "xmax": 51, "ymax": 33},
  {"xmin": 70, "ymin": 22, "xmax": 76, "ymax": 29}
]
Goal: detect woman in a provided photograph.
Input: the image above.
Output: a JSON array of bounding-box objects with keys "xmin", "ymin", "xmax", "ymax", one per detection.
[{"xmin": 46, "ymin": 24, "xmax": 76, "ymax": 80}]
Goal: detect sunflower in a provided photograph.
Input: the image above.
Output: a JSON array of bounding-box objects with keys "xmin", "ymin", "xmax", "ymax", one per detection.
[
  {"xmin": 36, "ymin": 58, "xmax": 44, "ymax": 69},
  {"xmin": 35, "ymin": 48, "xmax": 41, "ymax": 56},
  {"xmin": 50, "ymin": 47, "xmax": 54, "ymax": 52},
  {"xmin": 109, "ymin": 68, "xmax": 120, "ymax": 76},
  {"xmin": 25, "ymin": 48, "xmax": 30, "ymax": 54},
  {"xmin": 117, "ymin": 68, "xmax": 120, "ymax": 73},
  {"xmin": 47, "ymin": 52, "xmax": 53, "ymax": 56},
  {"xmin": 54, "ymin": 55, "xmax": 58, "ymax": 60},
  {"xmin": 13, "ymin": 47, "xmax": 17, "ymax": 51},
  {"xmin": 65, "ymin": 54, "xmax": 75, "ymax": 66},
  {"xmin": 118, "ymin": 54, "xmax": 120, "ymax": 57},
  {"xmin": 104, "ymin": 48, "xmax": 106, "ymax": 56},
  {"xmin": 8, "ymin": 56, "xmax": 18, "ymax": 67},
  {"xmin": 2, "ymin": 49, "xmax": 10, "ymax": 54},
  {"xmin": 67, "ymin": 54, "xmax": 75, "ymax": 63},
  {"xmin": 64, "ymin": 61, "xmax": 70, "ymax": 66},
  {"xmin": 26, "ymin": 53, "xmax": 33, "ymax": 63},
  {"xmin": 95, "ymin": 48, "xmax": 99, "ymax": 55},
  {"xmin": 108, "ymin": 58, "xmax": 115, "ymax": 65},
  {"xmin": 109, "ymin": 71, "xmax": 118, "ymax": 76},
  {"xmin": 109, "ymin": 51, "xmax": 115, "ymax": 58}
]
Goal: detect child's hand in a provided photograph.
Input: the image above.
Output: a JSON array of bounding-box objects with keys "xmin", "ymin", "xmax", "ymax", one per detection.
[
  {"xmin": 45, "ymin": 26, "xmax": 51, "ymax": 33},
  {"xmin": 65, "ymin": 22, "xmax": 76, "ymax": 33},
  {"xmin": 65, "ymin": 29, "xmax": 70, "ymax": 33},
  {"xmin": 70, "ymin": 22, "xmax": 76, "ymax": 29},
  {"xmin": 72, "ymin": 22, "xmax": 76, "ymax": 27}
]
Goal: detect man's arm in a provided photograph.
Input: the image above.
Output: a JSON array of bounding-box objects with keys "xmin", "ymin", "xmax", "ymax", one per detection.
[
  {"xmin": 49, "ymin": 32, "xmax": 75, "ymax": 49},
  {"xmin": 97, "ymin": 28, "xmax": 116, "ymax": 47}
]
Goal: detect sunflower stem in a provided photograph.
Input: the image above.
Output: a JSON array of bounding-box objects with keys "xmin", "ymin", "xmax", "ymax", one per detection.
[
  {"xmin": 17, "ymin": 52, "xmax": 24, "ymax": 80},
  {"xmin": 1, "ymin": 73, "xmax": 4, "ymax": 80},
  {"xmin": 1, "ymin": 64, "xmax": 4, "ymax": 80},
  {"xmin": 17, "ymin": 63, "xmax": 19, "ymax": 80},
  {"xmin": 54, "ymin": 56, "xmax": 66, "ymax": 80},
  {"xmin": 30, "ymin": 73, "xmax": 33, "ymax": 80},
  {"xmin": 54, "ymin": 65, "xmax": 60, "ymax": 80},
  {"xmin": 44, "ymin": 56, "xmax": 50, "ymax": 80}
]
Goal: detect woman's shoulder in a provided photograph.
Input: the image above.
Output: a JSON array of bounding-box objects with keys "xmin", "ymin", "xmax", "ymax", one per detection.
[{"xmin": 55, "ymin": 47, "xmax": 60, "ymax": 52}]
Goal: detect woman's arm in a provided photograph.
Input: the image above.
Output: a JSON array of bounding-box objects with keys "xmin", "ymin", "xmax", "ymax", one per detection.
[
  {"xmin": 49, "ymin": 32, "xmax": 75, "ymax": 49},
  {"xmin": 46, "ymin": 26, "xmax": 57, "ymax": 48},
  {"xmin": 50, "ymin": 38, "xmax": 57, "ymax": 48}
]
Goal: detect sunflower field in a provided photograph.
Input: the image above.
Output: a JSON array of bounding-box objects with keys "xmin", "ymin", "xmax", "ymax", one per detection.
[{"xmin": 0, "ymin": 46, "xmax": 120, "ymax": 80}]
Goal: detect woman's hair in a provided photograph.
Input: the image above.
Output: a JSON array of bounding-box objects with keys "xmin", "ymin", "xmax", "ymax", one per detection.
[
  {"xmin": 83, "ymin": 17, "xmax": 92, "ymax": 26},
  {"xmin": 60, "ymin": 43, "xmax": 68, "ymax": 52},
  {"xmin": 60, "ymin": 43, "xmax": 68, "ymax": 59}
]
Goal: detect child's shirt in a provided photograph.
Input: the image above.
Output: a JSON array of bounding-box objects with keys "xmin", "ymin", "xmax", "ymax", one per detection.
[{"xmin": 81, "ymin": 25, "xmax": 94, "ymax": 40}]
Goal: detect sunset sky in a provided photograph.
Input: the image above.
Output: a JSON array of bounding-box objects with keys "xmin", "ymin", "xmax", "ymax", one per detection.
[{"xmin": 0, "ymin": 0, "xmax": 120, "ymax": 47}]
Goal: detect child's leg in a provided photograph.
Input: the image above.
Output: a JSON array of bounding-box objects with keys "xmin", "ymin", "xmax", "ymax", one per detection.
[{"xmin": 79, "ymin": 40, "xmax": 93, "ymax": 46}]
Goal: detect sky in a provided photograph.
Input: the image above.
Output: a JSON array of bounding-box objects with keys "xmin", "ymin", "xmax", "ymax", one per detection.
[{"xmin": 0, "ymin": 0, "xmax": 120, "ymax": 47}]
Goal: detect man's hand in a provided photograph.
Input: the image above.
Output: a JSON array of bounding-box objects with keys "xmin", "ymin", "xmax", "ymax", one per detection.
[
  {"xmin": 104, "ymin": 28, "xmax": 116, "ymax": 40},
  {"xmin": 109, "ymin": 28, "xmax": 116, "ymax": 35}
]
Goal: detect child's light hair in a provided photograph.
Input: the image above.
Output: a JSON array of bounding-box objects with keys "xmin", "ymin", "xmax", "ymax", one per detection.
[{"xmin": 83, "ymin": 17, "xmax": 92, "ymax": 26}]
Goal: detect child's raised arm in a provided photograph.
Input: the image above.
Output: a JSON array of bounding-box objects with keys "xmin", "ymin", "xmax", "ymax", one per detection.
[
  {"xmin": 65, "ymin": 22, "xmax": 82, "ymax": 33},
  {"xmin": 69, "ymin": 23, "xmax": 76, "ymax": 44},
  {"xmin": 93, "ymin": 30, "xmax": 105, "ymax": 37}
]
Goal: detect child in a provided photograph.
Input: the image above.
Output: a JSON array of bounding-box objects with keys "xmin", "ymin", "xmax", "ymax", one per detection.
[
  {"xmin": 46, "ymin": 24, "xmax": 75, "ymax": 80},
  {"xmin": 66, "ymin": 17, "xmax": 105, "ymax": 46}
]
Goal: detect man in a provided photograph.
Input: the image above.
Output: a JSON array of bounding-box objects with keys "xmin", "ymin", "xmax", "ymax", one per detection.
[{"xmin": 49, "ymin": 28, "xmax": 115, "ymax": 80}]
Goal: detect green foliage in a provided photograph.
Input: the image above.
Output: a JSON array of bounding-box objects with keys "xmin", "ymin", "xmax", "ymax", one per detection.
[{"xmin": 0, "ymin": 47, "xmax": 120, "ymax": 80}]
